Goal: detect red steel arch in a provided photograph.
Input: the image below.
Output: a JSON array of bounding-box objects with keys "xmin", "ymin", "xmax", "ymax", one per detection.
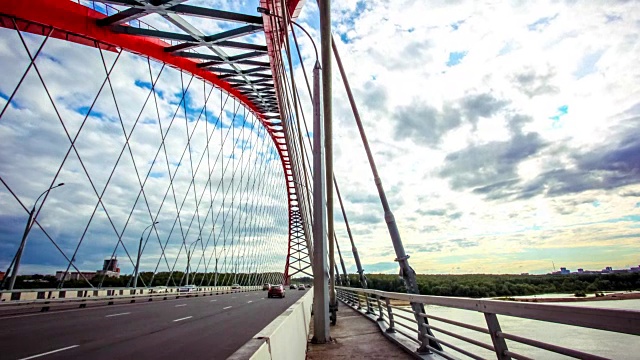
[{"xmin": 0, "ymin": 0, "xmax": 308, "ymax": 282}]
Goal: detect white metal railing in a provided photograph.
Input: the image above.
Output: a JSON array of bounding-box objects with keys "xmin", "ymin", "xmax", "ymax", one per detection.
[
  {"xmin": 0, "ymin": 286, "xmax": 259, "ymax": 314},
  {"xmin": 337, "ymin": 286, "xmax": 640, "ymax": 360}
]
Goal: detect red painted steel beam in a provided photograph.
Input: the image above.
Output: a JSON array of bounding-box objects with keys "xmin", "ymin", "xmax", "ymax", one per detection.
[{"xmin": 0, "ymin": 0, "xmax": 299, "ymax": 280}]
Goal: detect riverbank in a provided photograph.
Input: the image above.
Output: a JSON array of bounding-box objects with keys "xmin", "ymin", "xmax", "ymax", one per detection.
[
  {"xmin": 499, "ymin": 292, "xmax": 640, "ymax": 303},
  {"xmin": 380, "ymin": 292, "xmax": 640, "ymax": 306}
]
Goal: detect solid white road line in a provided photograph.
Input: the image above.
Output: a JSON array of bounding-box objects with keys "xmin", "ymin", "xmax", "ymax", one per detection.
[
  {"xmin": 223, "ymin": 306, "xmax": 232, "ymax": 310},
  {"xmin": 105, "ymin": 312, "xmax": 130, "ymax": 318},
  {"xmin": 173, "ymin": 316, "xmax": 192, "ymax": 322},
  {"xmin": 19, "ymin": 345, "xmax": 79, "ymax": 360},
  {"xmin": 175, "ymin": 304, "xmax": 187, "ymax": 307}
]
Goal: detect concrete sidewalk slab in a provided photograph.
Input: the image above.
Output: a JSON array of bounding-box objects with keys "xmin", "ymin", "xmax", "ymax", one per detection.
[{"xmin": 306, "ymin": 303, "xmax": 413, "ymax": 359}]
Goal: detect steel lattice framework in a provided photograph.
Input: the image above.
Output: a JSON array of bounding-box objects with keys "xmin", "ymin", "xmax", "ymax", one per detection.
[{"xmin": 0, "ymin": 0, "xmax": 312, "ymax": 286}]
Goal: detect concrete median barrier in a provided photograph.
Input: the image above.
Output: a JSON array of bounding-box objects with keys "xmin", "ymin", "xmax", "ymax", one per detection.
[{"xmin": 229, "ymin": 289, "xmax": 314, "ymax": 360}]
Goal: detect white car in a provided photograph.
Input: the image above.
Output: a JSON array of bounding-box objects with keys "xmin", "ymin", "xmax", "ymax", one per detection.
[
  {"xmin": 178, "ymin": 285, "xmax": 196, "ymax": 293},
  {"xmin": 231, "ymin": 284, "xmax": 241, "ymax": 290},
  {"xmin": 150, "ymin": 286, "xmax": 168, "ymax": 294}
]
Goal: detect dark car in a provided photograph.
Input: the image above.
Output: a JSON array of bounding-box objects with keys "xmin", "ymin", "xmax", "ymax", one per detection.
[
  {"xmin": 289, "ymin": 284, "xmax": 297, "ymax": 289},
  {"xmin": 268, "ymin": 285, "xmax": 285, "ymax": 298},
  {"xmin": 298, "ymin": 284, "xmax": 305, "ymax": 290}
]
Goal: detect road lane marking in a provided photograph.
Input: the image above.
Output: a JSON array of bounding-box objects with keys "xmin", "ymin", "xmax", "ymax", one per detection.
[
  {"xmin": 210, "ymin": 299, "xmax": 217, "ymax": 302},
  {"xmin": 232, "ymin": 297, "xmax": 236, "ymax": 299},
  {"xmin": 247, "ymin": 301, "xmax": 253, "ymax": 303},
  {"xmin": 105, "ymin": 312, "xmax": 130, "ymax": 318},
  {"xmin": 173, "ymin": 316, "xmax": 192, "ymax": 322},
  {"xmin": 261, "ymin": 297, "xmax": 265, "ymax": 300},
  {"xmin": 245, "ymin": 294, "xmax": 249, "ymax": 296},
  {"xmin": 19, "ymin": 345, "xmax": 79, "ymax": 360},
  {"xmin": 223, "ymin": 306, "xmax": 232, "ymax": 310},
  {"xmin": 175, "ymin": 304, "xmax": 187, "ymax": 307}
]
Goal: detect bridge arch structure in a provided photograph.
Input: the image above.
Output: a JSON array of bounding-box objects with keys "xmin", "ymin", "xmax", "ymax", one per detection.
[{"xmin": 0, "ymin": 0, "xmax": 312, "ymax": 287}]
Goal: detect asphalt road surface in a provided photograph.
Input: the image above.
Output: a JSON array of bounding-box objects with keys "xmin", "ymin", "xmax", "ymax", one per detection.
[{"xmin": 0, "ymin": 288, "xmax": 308, "ymax": 359}]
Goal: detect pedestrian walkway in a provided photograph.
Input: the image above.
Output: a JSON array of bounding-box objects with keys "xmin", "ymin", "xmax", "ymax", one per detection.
[{"xmin": 306, "ymin": 302, "xmax": 413, "ymax": 359}]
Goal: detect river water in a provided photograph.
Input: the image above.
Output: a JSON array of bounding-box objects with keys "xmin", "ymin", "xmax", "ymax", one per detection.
[{"xmin": 399, "ymin": 298, "xmax": 640, "ymax": 359}]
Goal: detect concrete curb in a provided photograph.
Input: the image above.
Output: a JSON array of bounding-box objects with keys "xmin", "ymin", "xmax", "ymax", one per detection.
[{"xmin": 229, "ymin": 289, "xmax": 314, "ymax": 360}]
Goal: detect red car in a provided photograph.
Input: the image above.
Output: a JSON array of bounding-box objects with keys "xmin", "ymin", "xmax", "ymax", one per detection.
[{"xmin": 268, "ymin": 284, "xmax": 285, "ymax": 298}]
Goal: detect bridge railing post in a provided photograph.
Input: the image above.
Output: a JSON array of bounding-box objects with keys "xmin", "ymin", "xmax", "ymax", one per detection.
[
  {"xmin": 385, "ymin": 297, "xmax": 395, "ymax": 333},
  {"xmin": 485, "ymin": 313, "xmax": 511, "ymax": 360},
  {"xmin": 413, "ymin": 303, "xmax": 432, "ymax": 355},
  {"xmin": 365, "ymin": 293, "xmax": 373, "ymax": 315},
  {"xmin": 376, "ymin": 295, "xmax": 384, "ymax": 321},
  {"xmin": 356, "ymin": 291, "xmax": 363, "ymax": 310}
]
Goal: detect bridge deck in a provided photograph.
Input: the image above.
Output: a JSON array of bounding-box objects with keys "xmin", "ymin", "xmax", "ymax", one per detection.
[{"xmin": 0, "ymin": 289, "xmax": 306, "ymax": 359}]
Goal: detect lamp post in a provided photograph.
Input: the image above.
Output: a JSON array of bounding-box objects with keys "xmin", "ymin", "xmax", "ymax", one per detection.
[
  {"xmin": 133, "ymin": 221, "xmax": 159, "ymax": 289},
  {"xmin": 257, "ymin": 7, "xmax": 318, "ymax": 63},
  {"xmin": 4, "ymin": 183, "xmax": 64, "ymax": 290},
  {"xmin": 186, "ymin": 238, "xmax": 201, "ymax": 286},
  {"xmin": 258, "ymin": 5, "xmax": 331, "ymax": 340}
]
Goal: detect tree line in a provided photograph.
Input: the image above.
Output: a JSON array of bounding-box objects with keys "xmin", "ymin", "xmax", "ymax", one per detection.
[
  {"xmin": 9, "ymin": 271, "xmax": 284, "ymax": 289},
  {"xmin": 345, "ymin": 272, "xmax": 640, "ymax": 298}
]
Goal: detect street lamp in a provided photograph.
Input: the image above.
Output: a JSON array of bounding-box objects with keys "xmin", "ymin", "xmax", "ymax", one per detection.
[
  {"xmin": 4, "ymin": 183, "xmax": 64, "ymax": 290},
  {"xmin": 133, "ymin": 221, "xmax": 159, "ymax": 289},
  {"xmin": 185, "ymin": 238, "xmax": 201, "ymax": 286},
  {"xmin": 257, "ymin": 6, "xmax": 319, "ymax": 63}
]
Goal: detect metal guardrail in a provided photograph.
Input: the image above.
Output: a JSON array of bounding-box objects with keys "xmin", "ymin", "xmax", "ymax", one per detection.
[
  {"xmin": 0, "ymin": 286, "xmax": 259, "ymax": 314},
  {"xmin": 337, "ymin": 286, "xmax": 640, "ymax": 360}
]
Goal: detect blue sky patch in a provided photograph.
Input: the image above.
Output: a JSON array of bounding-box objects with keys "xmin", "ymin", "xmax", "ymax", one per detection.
[
  {"xmin": 498, "ymin": 42, "xmax": 515, "ymax": 56},
  {"xmin": 549, "ymin": 104, "xmax": 568, "ymax": 126},
  {"xmin": 451, "ymin": 20, "xmax": 464, "ymax": 31},
  {"xmin": 604, "ymin": 214, "xmax": 640, "ymax": 223},
  {"xmin": 446, "ymin": 51, "xmax": 467, "ymax": 67},
  {"xmin": 574, "ymin": 50, "xmax": 603, "ymax": 78},
  {"xmin": 134, "ymin": 79, "xmax": 152, "ymax": 90},
  {"xmin": 75, "ymin": 105, "xmax": 106, "ymax": 119},
  {"xmin": 527, "ymin": 14, "xmax": 558, "ymax": 31},
  {"xmin": 0, "ymin": 91, "xmax": 21, "ymax": 109}
]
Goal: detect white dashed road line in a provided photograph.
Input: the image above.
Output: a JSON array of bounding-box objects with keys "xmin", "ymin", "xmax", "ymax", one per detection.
[
  {"xmin": 223, "ymin": 306, "xmax": 232, "ymax": 310},
  {"xmin": 247, "ymin": 301, "xmax": 252, "ymax": 303},
  {"xmin": 210, "ymin": 299, "xmax": 217, "ymax": 302},
  {"xmin": 19, "ymin": 345, "xmax": 79, "ymax": 360},
  {"xmin": 105, "ymin": 312, "xmax": 130, "ymax": 318},
  {"xmin": 175, "ymin": 304, "xmax": 187, "ymax": 307},
  {"xmin": 173, "ymin": 316, "xmax": 192, "ymax": 322}
]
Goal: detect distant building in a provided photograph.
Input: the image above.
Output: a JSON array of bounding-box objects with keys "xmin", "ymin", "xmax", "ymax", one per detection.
[
  {"xmin": 55, "ymin": 271, "xmax": 97, "ymax": 281},
  {"xmin": 102, "ymin": 258, "xmax": 118, "ymax": 272},
  {"xmin": 560, "ymin": 267, "xmax": 570, "ymax": 275},
  {"xmin": 630, "ymin": 265, "xmax": 640, "ymax": 273},
  {"xmin": 55, "ymin": 257, "xmax": 121, "ymax": 281},
  {"xmin": 0, "ymin": 271, "xmax": 4, "ymax": 281},
  {"xmin": 96, "ymin": 257, "xmax": 120, "ymax": 278},
  {"xmin": 602, "ymin": 266, "xmax": 613, "ymax": 273}
]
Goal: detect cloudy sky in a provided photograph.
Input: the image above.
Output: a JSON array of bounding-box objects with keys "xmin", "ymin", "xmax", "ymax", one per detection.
[
  {"xmin": 293, "ymin": 0, "xmax": 640, "ymax": 275},
  {"xmin": 1, "ymin": 0, "xmax": 639, "ymax": 278}
]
